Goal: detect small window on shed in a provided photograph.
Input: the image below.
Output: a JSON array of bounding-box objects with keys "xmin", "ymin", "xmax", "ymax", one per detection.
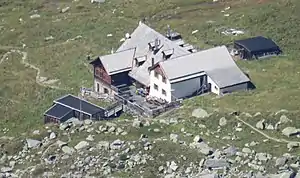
[
  {"xmin": 154, "ymin": 84, "xmax": 158, "ymax": 90},
  {"xmin": 162, "ymin": 76, "xmax": 166, "ymax": 83},
  {"xmin": 154, "ymin": 71, "xmax": 159, "ymax": 78}
]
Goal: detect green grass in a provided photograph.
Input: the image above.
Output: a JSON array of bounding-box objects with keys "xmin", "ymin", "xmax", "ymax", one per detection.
[{"xmin": 1, "ymin": 0, "xmax": 300, "ymax": 137}]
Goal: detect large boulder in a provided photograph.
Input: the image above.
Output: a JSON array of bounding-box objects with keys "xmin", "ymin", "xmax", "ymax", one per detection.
[
  {"xmin": 256, "ymin": 119, "xmax": 265, "ymax": 130},
  {"xmin": 192, "ymin": 108, "xmax": 209, "ymax": 118},
  {"xmin": 219, "ymin": 117, "xmax": 227, "ymax": 126},
  {"xmin": 282, "ymin": 127, "xmax": 300, "ymax": 137},
  {"xmin": 205, "ymin": 159, "xmax": 229, "ymax": 169},
  {"xmin": 26, "ymin": 139, "xmax": 41, "ymax": 149},
  {"xmin": 74, "ymin": 141, "xmax": 89, "ymax": 150}
]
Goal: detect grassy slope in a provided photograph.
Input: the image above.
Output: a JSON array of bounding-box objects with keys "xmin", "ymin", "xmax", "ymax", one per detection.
[{"xmin": 1, "ymin": 0, "xmax": 300, "ymax": 135}]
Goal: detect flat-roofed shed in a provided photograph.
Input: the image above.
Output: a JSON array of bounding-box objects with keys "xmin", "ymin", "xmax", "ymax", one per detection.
[{"xmin": 234, "ymin": 36, "xmax": 281, "ymax": 60}]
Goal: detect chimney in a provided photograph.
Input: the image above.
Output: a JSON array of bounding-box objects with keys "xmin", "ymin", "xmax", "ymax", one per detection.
[
  {"xmin": 167, "ymin": 25, "xmax": 171, "ymax": 39},
  {"xmin": 154, "ymin": 38, "xmax": 159, "ymax": 51},
  {"xmin": 151, "ymin": 57, "xmax": 155, "ymax": 67}
]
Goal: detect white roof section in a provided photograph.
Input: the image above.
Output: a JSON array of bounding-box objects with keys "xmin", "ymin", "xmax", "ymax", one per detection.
[
  {"xmin": 99, "ymin": 48, "xmax": 136, "ymax": 75},
  {"xmin": 120, "ymin": 22, "xmax": 190, "ymax": 86},
  {"xmin": 159, "ymin": 46, "xmax": 250, "ymax": 88}
]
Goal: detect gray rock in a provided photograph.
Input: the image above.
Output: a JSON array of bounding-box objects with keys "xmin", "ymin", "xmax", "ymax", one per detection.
[
  {"xmin": 32, "ymin": 130, "xmax": 40, "ymax": 135},
  {"xmin": 61, "ymin": 6, "xmax": 70, "ymax": 13},
  {"xmin": 190, "ymin": 142, "xmax": 213, "ymax": 155},
  {"xmin": 219, "ymin": 117, "xmax": 227, "ymax": 126},
  {"xmin": 287, "ymin": 142, "xmax": 299, "ymax": 150},
  {"xmin": 30, "ymin": 14, "xmax": 40, "ymax": 19},
  {"xmin": 223, "ymin": 146, "xmax": 237, "ymax": 156},
  {"xmin": 26, "ymin": 139, "xmax": 41, "ymax": 148},
  {"xmin": 279, "ymin": 115, "xmax": 291, "ymax": 124},
  {"xmin": 59, "ymin": 123, "xmax": 70, "ymax": 130},
  {"xmin": 56, "ymin": 140, "xmax": 67, "ymax": 148},
  {"xmin": 86, "ymin": 135, "xmax": 94, "ymax": 141},
  {"xmin": 158, "ymin": 166, "xmax": 164, "ymax": 173},
  {"xmin": 242, "ymin": 147, "xmax": 252, "ymax": 154},
  {"xmin": 282, "ymin": 127, "xmax": 300, "ymax": 137},
  {"xmin": 192, "ymin": 108, "xmax": 209, "ymax": 118},
  {"xmin": 1, "ymin": 167, "xmax": 12, "ymax": 173},
  {"xmin": 275, "ymin": 157, "xmax": 288, "ymax": 167},
  {"xmin": 66, "ymin": 117, "xmax": 83, "ymax": 126},
  {"xmin": 91, "ymin": 0, "xmax": 105, "ymax": 3},
  {"xmin": 49, "ymin": 132, "xmax": 56, "ymax": 140},
  {"xmin": 170, "ymin": 134, "xmax": 179, "ymax": 143},
  {"xmin": 97, "ymin": 141, "xmax": 110, "ymax": 150},
  {"xmin": 266, "ymin": 124, "xmax": 274, "ymax": 130},
  {"xmin": 268, "ymin": 171, "xmax": 296, "ymax": 178},
  {"xmin": 256, "ymin": 119, "xmax": 265, "ymax": 130},
  {"xmin": 84, "ymin": 119, "xmax": 93, "ymax": 125},
  {"xmin": 205, "ymin": 159, "xmax": 229, "ymax": 169},
  {"xmin": 193, "ymin": 135, "xmax": 203, "ymax": 143},
  {"xmin": 74, "ymin": 141, "xmax": 89, "ymax": 150},
  {"xmin": 153, "ymin": 128, "xmax": 160, "ymax": 132},
  {"xmin": 45, "ymin": 36, "xmax": 54, "ymax": 41},
  {"xmin": 110, "ymin": 139, "xmax": 124, "ymax": 150},
  {"xmin": 132, "ymin": 120, "xmax": 143, "ymax": 128},
  {"xmin": 62, "ymin": 146, "xmax": 75, "ymax": 155},
  {"xmin": 169, "ymin": 161, "xmax": 178, "ymax": 171},
  {"xmin": 256, "ymin": 153, "xmax": 268, "ymax": 161}
]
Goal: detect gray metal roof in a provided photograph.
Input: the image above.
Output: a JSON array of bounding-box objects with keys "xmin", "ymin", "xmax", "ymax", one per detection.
[
  {"xmin": 121, "ymin": 22, "xmax": 190, "ymax": 86},
  {"xmin": 159, "ymin": 46, "xmax": 250, "ymax": 88},
  {"xmin": 99, "ymin": 48, "xmax": 136, "ymax": 75}
]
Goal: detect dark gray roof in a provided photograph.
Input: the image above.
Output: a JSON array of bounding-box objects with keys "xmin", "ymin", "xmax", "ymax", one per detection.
[
  {"xmin": 122, "ymin": 22, "xmax": 190, "ymax": 86},
  {"xmin": 44, "ymin": 104, "xmax": 72, "ymax": 119},
  {"xmin": 158, "ymin": 46, "xmax": 250, "ymax": 88},
  {"xmin": 54, "ymin": 94, "xmax": 105, "ymax": 115},
  {"xmin": 98, "ymin": 48, "xmax": 136, "ymax": 75},
  {"xmin": 234, "ymin": 36, "xmax": 280, "ymax": 53}
]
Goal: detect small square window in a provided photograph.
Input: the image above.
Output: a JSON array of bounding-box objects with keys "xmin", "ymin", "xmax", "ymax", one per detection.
[
  {"xmin": 162, "ymin": 89, "xmax": 166, "ymax": 95},
  {"xmin": 154, "ymin": 71, "xmax": 159, "ymax": 78},
  {"xmin": 154, "ymin": 84, "xmax": 158, "ymax": 90},
  {"xmin": 162, "ymin": 76, "xmax": 166, "ymax": 83}
]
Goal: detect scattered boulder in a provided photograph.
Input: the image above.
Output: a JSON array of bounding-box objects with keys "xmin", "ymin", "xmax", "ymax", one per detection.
[
  {"xmin": 279, "ymin": 115, "xmax": 291, "ymax": 123},
  {"xmin": 49, "ymin": 132, "xmax": 56, "ymax": 140},
  {"xmin": 256, "ymin": 119, "xmax": 265, "ymax": 130},
  {"xmin": 97, "ymin": 141, "xmax": 110, "ymax": 150},
  {"xmin": 205, "ymin": 159, "xmax": 229, "ymax": 169},
  {"xmin": 242, "ymin": 147, "xmax": 252, "ymax": 154},
  {"xmin": 193, "ymin": 135, "xmax": 203, "ymax": 143},
  {"xmin": 223, "ymin": 146, "xmax": 237, "ymax": 156},
  {"xmin": 26, "ymin": 139, "xmax": 41, "ymax": 148},
  {"xmin": 282, "ymin": 127, "xmax": 300, "ymax": 137},
  {"xmin": 169, "ymin": 161, "xmax": 178, "ymax": 171},
  {"xmin": 30, "ymin": 14, "xmax": 40, "ymax": 19},
  {"xmin": 219, "ymin": 117, "xmax": 227, "ymax": 126},
  {"xmin": 91, "ymin": 0, "xmax": 105, "ymax": 3},
  {"xmin": 192, "ymin": 108, "xmax": 209, "ymax": 118},
  {"xmin": 1, "ymin": 167, "xmax": 13, "ymax": 173},
  {"xmin": 132, "ymin": 120, "xmax": 143, "ymax": 128},
  {"xmin": 45, "ymin": 36, "xmax": 54, "ymax": 41},
  {"xmin": 61, "ymin": 146, "xmax": 75, "ymax": 155},
  {"xmin": 170, "ymin": 134, "xmax": 179, "ymax": 143},
  {"xmin": 275, "ymin": 157, "xmax": 288, "ymax": 167},
  {"xmin": 287, "ymin": 142, "xmax": 299, "ymax": 150},
  {"xmin": 61, "ymin": 7, "xmax": 70, "ymax": 13},
  {"xmin": 266, "ymin": 124, "xmax": 274, "ymax": 130},
  {"xmin": 74, "ymin": 141, "xmax": 89, "ymax": 150}
]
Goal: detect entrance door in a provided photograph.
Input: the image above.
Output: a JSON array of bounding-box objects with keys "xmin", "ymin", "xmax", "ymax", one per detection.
[{"xmin": 104, "ymin": 88, "xmax": 109, "ymax": 94}]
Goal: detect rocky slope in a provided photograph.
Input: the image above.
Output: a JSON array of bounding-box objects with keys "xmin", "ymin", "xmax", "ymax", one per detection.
[{"xmin": 1, "ymin": 108, "xmax": 300, "ymax": 178}]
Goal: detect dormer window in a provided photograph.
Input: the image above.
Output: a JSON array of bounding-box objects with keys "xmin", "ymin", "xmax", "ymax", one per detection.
[{"xmin": 162, "ymin": 49, "xmax": 174, "ymax": 60}]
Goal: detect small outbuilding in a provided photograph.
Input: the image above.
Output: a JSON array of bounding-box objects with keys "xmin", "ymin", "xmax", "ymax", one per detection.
[
  {"xmin": 234, "ymin": 36, "xmax": 281, "ymax": 60},
  {"xmin": 44, "ymin": 94, "xmax": 105, "ymax": 124}
]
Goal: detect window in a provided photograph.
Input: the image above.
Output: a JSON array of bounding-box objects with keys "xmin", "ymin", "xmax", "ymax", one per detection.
[
  {"xmin": 104, "ymin": 88, "xmax": 109, "ymax": 94},
  {"xmin": 162, "ymin": 76, "xmax": 166, "ymax": 83},
  {"xmin": 162, "ymin": 89, "xmax": 166, "ymax": 96},
  {"xmin": 154, "ymin": 84, "xmax": 158, "ymax": 90},
  {"xmin": 154, "ymin": 71, "xmax": 159, "ymax": 78}
]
